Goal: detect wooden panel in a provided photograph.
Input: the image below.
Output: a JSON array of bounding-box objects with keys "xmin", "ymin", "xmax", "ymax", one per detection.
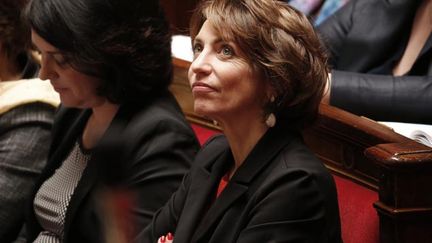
[{"xmin": 303, "ymin": 104, "xmax": 411, "ymax": 190}]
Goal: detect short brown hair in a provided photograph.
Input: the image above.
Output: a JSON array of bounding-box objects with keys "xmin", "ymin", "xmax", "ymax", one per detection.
[{"xmin": 190, "ymin": 0, "xmax": 328, "ymax": 127}]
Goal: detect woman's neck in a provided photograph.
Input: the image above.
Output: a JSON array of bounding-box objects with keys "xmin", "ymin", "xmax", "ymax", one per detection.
[
  {"xmin": 81, "ymin": 101, "xmax": 120, "ymax": 150},
  {"xmin": 218, "ymin": 113, "xmax": 268, "ymax": 179}
]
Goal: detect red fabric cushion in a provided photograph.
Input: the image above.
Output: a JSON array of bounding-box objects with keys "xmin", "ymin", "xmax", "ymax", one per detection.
[
  {"xmin": 191, "ymin": 123, "xmax": 221, "ymax": 145},
  {"xmin": 190, "ymin": 123, "xmax": 379, "ymax": 243},
  {"xmin": 333, "ymin": 175, "xmax": 379, "ymax": 243}
]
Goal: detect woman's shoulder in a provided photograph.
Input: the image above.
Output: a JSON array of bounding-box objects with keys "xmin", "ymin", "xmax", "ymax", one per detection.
[
  {"xmin": 122, "ymin": 92, "xmax": 190, "ymax": 130},
  {"xmin": 251, "ymin": 137, "xmax": 335, "ymax": 196},
  {"xmin": 110, "ymin": 94, "xmax": 200, "ymax": 150},
  {"xmin": 277, "ymin": 139, "xmax": 332, "ymax": 179},
  {"xmin": 280, "ymin": 138, "xmax": 324, "ymax": 167},
  {"xmin": 248, "ymin": 138, "xmax": 337, "ymax": 209}
]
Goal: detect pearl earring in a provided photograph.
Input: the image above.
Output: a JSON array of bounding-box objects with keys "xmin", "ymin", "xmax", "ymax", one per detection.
[{"xmin": 265, "ymin": 113, "xmax": 276, "ymax": 127}]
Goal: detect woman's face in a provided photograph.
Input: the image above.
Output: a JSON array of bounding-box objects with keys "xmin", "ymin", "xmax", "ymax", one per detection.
[
  {"xmin": 31, "ymin": 30, "xmax": 105, "ymax": 109},
  {"xmin": 188, "ymin": 21, "xmax": 266, "ymax": 123}
]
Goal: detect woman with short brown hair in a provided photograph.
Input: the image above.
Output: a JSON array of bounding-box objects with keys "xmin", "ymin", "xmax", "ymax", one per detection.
[
  {"xmin": 189, "ymin": 0, "xmax": 329, "ymax": 127},
  {"xmin": 137, "ymin": 0, "xmax": 341, "ymax": 242}
]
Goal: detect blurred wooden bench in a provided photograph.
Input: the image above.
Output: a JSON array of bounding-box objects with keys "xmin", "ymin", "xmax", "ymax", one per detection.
[{"xmin": 169, "ymin": 57, "xmax": 432, "ymax": 243}]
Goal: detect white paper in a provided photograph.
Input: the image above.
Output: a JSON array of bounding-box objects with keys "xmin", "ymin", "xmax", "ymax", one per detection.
[
  {"xmin": 379, "ymin": 121, "xmax": 432, "ymax": 147},
  {"xmin": 171, "ymin": 35, "xmax": 193, "ymax": 62}
]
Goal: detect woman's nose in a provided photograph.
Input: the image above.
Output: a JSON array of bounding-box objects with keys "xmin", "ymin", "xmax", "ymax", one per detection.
[{"xmin": 190, "ymin": 51, "xmax": 212, "ymax": 75}]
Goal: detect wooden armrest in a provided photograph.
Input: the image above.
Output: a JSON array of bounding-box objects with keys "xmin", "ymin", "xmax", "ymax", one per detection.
[{"xmin": 365, "ymin": 143, "xmax": 432, "ymax": 243}]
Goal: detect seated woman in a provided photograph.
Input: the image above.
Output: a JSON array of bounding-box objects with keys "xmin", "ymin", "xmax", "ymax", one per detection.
[
  {"xmin": 319, "ymin": 0, "xmax": 432, "ymax": 124},
  {"xmin": 0, "ymin": 0, "xmax": 59, "ymax": 241},
  {"xmin": 138, "ymin": 0, "xmax": 341, "ymax": 242},
  {"xmin": 19, "ymin": 0, "xmax": 200, "ymax": 242}
]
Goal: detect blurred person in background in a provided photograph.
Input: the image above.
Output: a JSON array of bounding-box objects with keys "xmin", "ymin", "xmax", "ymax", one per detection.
[
  {"xmin": 0, "ymin": 0, "xmax": 59, "ymax": 241},
  {"xmin": 17, "ymin": 0, "xmax": 199, "ymax": 242},
  {"xmin": 319, "ymin": 0, "xmax": 432, "ymax": 124}
]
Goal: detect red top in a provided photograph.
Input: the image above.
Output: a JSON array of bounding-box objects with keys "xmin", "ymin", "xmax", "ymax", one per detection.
[{"xmin": 216, "ymin": 173, "xmax": 230, "ymax": 198}]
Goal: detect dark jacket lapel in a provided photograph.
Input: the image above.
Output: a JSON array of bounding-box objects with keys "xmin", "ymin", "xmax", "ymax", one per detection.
[
  {"xmin": 26, "ymin": 108, "xmax": 90, "ymax": 240},
  {"xmin": 62, "ymin": 105, "xmax": 133, "ymax": 242},
  {"xmin": 174, "ymin": 140, "xmax": 231, "ymax": 243},
  {"xmin": 192, "ymin": 124, "xmax": 298, "ymax": 242},
  {"xmin": 47, "ymin": 108, "xmax": 90, "ymax": 173}
]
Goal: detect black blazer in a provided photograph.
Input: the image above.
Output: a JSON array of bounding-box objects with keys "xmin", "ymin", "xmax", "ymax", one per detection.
[
  {"xmin": 24, "ymin": 92, "xmax": 200, "ymax": 243},
  {"xmin": 138, "ymin": 123, "xmax": 342, "ymax": 243},
  {"xmin": 318, "ymin": 0, "xmax": 432, "ymax": 124}
]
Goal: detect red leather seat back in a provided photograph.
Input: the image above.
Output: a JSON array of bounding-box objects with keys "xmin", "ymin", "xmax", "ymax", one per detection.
[
  {"xmin": 334, "ymin": 175, "xmax": 379, "ymax": 243},
  {"xmin": 191, "ymin": 123, "xmax": 221, "ymax": 145}
]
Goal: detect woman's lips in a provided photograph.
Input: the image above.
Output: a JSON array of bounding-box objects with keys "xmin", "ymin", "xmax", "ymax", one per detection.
[{"xmin": 191, "ymin": 81, "xmax": 217, "ymax": 93}]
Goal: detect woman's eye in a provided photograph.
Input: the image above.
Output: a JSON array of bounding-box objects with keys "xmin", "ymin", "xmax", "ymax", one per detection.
[
  {"xmin": 54, "ymin": 58, "xmax": 66, "ymax": 66},
  {"xmin": 221, "ymin": 46, "xmax": 233, "ymax": 56},
  {"xmin": 192, "ymin": 43, "xmax": 203, "ymax": 54},
  {"xmin": 49, "ymin": 53, "xmax": 69, "ymax": 67}
]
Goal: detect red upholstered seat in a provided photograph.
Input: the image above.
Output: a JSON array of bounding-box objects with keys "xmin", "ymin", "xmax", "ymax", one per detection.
[
  {"xmin": 191, "ymin": 123, "xmax": 221, "ymax": 145},
  {"xmin": 190, "ymin": 123, "xmax": 379, "ymax": 243},
  {"xmin": 334, "ymin": 175, "xmax": 379, "ymax": 243}
]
